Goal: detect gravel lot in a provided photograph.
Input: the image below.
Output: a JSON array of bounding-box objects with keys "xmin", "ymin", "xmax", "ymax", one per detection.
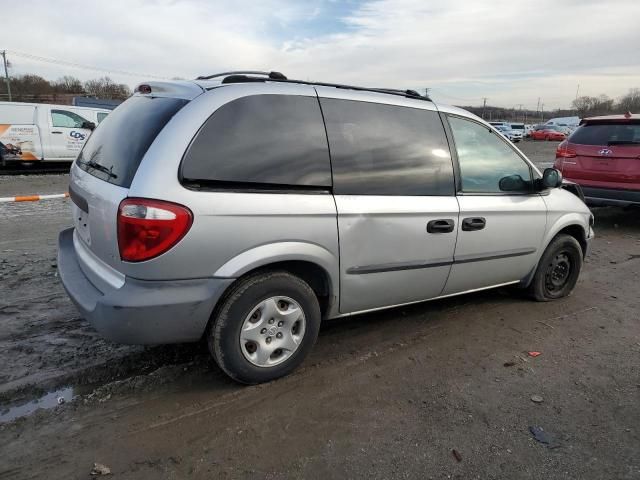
[{"xmin": 1, "ymin": 141, "xmax": 639, "ymax": 479}]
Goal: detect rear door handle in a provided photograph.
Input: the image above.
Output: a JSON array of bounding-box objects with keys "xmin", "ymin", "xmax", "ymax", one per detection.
[
  {"xmin": 51, "ymin": 131, "xmax": 63, "ymax": 134},
  {"xmin": 462, "ymin": 217, "xmax": 486, "ymax": 231},
  {"xmin": 427, "ymin": 219, "xmax": 455, "ymax": 234}
]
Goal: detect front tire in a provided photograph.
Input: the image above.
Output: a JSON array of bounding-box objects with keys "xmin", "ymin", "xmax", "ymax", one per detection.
[
  {"xmin": 208, "ymin": 271, "xmax": 321, "ymax": 384},
  {"xmin": 528, "ymin": 234, "xmax": 583, "ymax": 301}
]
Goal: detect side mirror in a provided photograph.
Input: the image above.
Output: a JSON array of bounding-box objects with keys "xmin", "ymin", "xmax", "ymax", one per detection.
[
  {"xmin": 541, "ymin": 168, "xmax": 563, "ymax": 189},
  {"xmin": 499, "ymin": 174, "xmax": 528, "ymax": 192},
  {"xmin": 81, "ymin": 121, "xmax": 96, "ymax": 131}
]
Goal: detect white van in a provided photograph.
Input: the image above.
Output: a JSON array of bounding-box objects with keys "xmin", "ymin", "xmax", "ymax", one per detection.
[
  {"xmin": 545, "ymin": 116, "xmax": 580, "ymax": 131},
  {"xmin": 0, "ymin": 102, "xmax": 111, "ymax": 163}
]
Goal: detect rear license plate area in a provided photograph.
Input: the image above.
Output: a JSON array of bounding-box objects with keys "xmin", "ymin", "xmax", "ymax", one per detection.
[{"xmin": 73, "ymin": 203, "xmax": 91, "ymax": 246}]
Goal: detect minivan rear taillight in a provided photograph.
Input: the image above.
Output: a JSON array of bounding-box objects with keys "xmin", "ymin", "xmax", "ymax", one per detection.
[{"xmin": 117, "ymin": 198, "xmax": 192, "ymax": 262}]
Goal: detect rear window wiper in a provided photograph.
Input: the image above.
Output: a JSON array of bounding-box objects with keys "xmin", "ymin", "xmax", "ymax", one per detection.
[
  {"xmin": 78, "ymin": 159, "xmax": 118, "ymax": 179},
  {"xmin": 607, "ymin": 140, "xmax": 640, "ymax": 145}
]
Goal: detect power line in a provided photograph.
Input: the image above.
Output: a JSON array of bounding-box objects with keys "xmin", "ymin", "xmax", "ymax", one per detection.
[{"xmin": 5, "ymin": 49, "xmax": 170, "ymax": 80}]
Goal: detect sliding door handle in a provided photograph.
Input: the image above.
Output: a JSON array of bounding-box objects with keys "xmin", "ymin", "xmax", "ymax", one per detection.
[
  {"xmin": 462, "ymin": 217, "xmax": 486, "ymax": 231},
  {"xmin": 427, "ymin": 219, "xmax": 455, "ymax": 234}
]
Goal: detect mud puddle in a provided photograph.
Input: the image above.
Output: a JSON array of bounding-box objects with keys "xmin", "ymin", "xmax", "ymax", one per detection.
[{"xmin": 0, "ymin": 387, "xmax": 77, "ymax": 423}]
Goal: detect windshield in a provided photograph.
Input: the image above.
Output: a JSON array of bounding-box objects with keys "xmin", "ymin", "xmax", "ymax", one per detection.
[
  {"xmin": 510, "ymin": 124, "xmax": 524, "ymax": 130},
  {"xmin": 569, "ymin": 122, "xmax": 640, "ymax": 145},
  {"xmin": 77, "ymin": 96, "xmax": 188, "ymax": 188}
]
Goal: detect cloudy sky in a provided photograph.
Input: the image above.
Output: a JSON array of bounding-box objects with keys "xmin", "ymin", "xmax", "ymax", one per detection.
[{"xmin": 3, "ymin": 0, "xmax": 639, "ymax": 110}]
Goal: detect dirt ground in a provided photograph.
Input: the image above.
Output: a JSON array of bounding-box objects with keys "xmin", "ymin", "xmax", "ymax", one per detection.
[{"xmin": 1, "ymin": 141, "xmax": 639, "ymax": 479}]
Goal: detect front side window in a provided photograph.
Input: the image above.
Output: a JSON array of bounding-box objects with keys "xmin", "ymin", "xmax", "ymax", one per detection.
[
  {"xmin": 448, "ymin": 116, "xmax": 532, "ymax": 193},
  {"xmin": 320, "ymin": 98, "xmax": 454, "ymax": 195},
  {"xmin": 51, "ymin": 109, "xmax": 89, "ymax": 128},
  {"xmin": 181, "ymin": 94, "xmax": 331, "ymax": 188}
]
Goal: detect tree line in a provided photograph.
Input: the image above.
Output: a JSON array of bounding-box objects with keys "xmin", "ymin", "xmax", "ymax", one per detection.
[
  {"xmin": 461, "ymin": 88, "xmax": 640, "ymax": 123},
  {"xmin": 0, "ymin": 74, "xmax": 131, "ymax": 103}
]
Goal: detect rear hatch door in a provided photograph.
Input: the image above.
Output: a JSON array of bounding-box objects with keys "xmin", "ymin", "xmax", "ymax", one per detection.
[
  {"xmin": 69, "ymin": 94, "xmax": 191, "ymax": 276},
  {"xmin": 565, "ymin": 121, "xmax": 640, "ymax": 187}
]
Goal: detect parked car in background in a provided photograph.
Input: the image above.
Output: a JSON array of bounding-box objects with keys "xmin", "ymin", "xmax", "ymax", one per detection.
[
  {"xmin": 490, "ymin": 122, "xmax": 521, "ymax": 142},
  {"xmin": 509, "ymin": 123, "xmax": 526, "ymax": 141},
  {"xmin": 554, "ymin": 112, "xmax": 640, "ymax": 206},
  {"xmin": 495, "ymin": 124, "xmax": 521, "ymax": 142},
  {"xmin": 0, "ymin": 102, "xmax": 109, "ymax": 164},
  {"xmin": 531, "ymin": 125, "xmax": 566, "ymax": 141},
  {"xmin": 525, "ymin": 124, "xmax": 535, "ymax": 137},
  {"xmin": 58, "ymin": 72, "xmax": 592, "ymax": 384}
]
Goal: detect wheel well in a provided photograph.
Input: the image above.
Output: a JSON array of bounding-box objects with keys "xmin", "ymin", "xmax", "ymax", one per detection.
[
  {"xmin": 557, "ymin": 224, "xmax": 587, "ymax": 256},
  {"xmin": 226, "ymin": 261, "xmax": 333, "ymax": 319}
]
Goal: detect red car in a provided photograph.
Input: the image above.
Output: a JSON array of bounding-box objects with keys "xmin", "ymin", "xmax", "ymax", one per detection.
[
  {"xmin": 531, "ymin": 125, "xmax": 566, "ymax": 141},
  {"xmin": 554, "ymin": 113, "xmax": 640, "ymax": 206}
]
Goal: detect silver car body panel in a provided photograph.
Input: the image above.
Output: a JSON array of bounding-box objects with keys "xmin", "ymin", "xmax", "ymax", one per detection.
[
  {"xmin": 442, "ymin": 194, "xmax": 547, "ymax": 295},
  {"xmin": 60, "ymin": 80, "xmax": 593, "ymax": 344},
  {"xmin": 335, "ymin": 195, "xmax": 458, "ymax": 312}
]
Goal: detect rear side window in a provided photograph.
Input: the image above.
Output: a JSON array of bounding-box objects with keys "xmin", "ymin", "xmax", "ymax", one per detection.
[
  {"xmin": 78, "ymin": 96, "xmax": 188, "ymax": 188},
  {"xmin": 181, "ymin": 95, "xmax": 331, "ymax": 188},
  {"xmin": 569, "ymin": 122, "xmax": 640, "ymax": 145},
  {"xmin": 320, "ymin": 98, "xmax": 454, "ymax": 195}
]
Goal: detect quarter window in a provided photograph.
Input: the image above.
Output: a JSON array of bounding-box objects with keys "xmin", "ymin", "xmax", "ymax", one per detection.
[
  {"xmin": 97, "ymin": 112, "xmax": 109, "ymax": 123},
  {"xmin": 320, "ymin": 98, "xmax": 454, "ymax": 195},
  {"xmin": 181, "ymin": 95, "xmax": 331, "ymax": 188},
  {"xmin": 51, "ymin": 109, "xmax": 89, "ymax": 128},
  {"xmin": 448, "ymin": 116, "xmax": 532, "ymax": 193}
]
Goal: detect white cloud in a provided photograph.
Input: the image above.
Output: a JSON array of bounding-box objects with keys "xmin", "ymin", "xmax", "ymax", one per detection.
[{"xmin": 3, "ymin": 0, "xmax": 639, "ymax": 109}]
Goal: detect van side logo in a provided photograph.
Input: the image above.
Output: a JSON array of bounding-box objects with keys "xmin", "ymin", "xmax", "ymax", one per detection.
[
  {"xmin": 598, "ymin": 148, "xmax": 612, "ymax": 156},
  {"xmin": 69, "ymin": 131, "xmax": 86, "ymax": 140}
]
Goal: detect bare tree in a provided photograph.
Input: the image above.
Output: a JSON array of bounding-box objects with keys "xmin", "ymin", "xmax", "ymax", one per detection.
[
  {"xmin": 83, "ymin": 76, "xmax": 131, "ymax": 99},
  {"xmin": 53, "ymin": 75, "xmax": 84, "ymax": 94},
  {"xmin": 618, "ymin": 88, "xmax": 640, "ymax": 113}
]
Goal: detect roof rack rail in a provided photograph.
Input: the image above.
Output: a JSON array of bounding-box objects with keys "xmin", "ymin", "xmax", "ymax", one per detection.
[
  {"xmin": 196, "ymin": 71, "xmax": 287, "ymax": 80},
  {"xmin": 271, "ymin": 79, "xmax": 432, "ymax": 101},
  {"xmin": 196, "ymin": 71, "xmax": 431, "ymax": 102}
]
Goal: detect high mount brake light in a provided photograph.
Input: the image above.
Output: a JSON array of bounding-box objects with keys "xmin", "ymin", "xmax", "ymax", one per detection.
[{"xmin": 117, "ymin": 198, "xmax": 192, "ymax": 262}]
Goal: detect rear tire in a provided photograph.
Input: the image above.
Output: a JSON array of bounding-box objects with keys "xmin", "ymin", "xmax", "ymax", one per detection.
[
  {"xmin": 207, "ymin": 271, "xmax": 321, "ymax": 384},
  {"xmin": 528, "ymin": 234, "xmax": 583, "ymax": 301}
]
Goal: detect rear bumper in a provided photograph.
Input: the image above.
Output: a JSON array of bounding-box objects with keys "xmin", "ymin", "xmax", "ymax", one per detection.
[
  {"xmin": 582, "ymin": 186, "xmax": 640, "ymax": 207},
  {"xmin": 58, "ymin": 228, "xmax": 234, "ymax": 344}
]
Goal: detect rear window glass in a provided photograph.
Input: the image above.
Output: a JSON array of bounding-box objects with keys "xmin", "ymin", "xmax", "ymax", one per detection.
[
  {"xmin": 569, "ymin": 122, "xmax": 640, "ymax": 145},
  {"xmin": 181, "ymin": 94, "xmax": 331, "ymax": 188},
  {"xmin": 77, "ymin": 96, "xmax": 188, "ymax": 188}
]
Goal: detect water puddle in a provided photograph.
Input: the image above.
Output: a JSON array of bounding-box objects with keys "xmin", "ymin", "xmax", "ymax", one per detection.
[{"xmin": 0, "ymin": 387, "xmax": 75, "ymax": 423}]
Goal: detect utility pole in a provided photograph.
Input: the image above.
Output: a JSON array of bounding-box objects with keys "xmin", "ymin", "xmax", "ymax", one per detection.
[
  {"xmin": 425, "ymin": 88, "xmax": 431, "ymax": 97},
  {"xmin": 481, "ymin": 97, "xmax": 487, "ymax": 119},
  {"xmin": 575, "ymin": 84, "xmax": 580, "ymax": 102},
  {"xmin": 535, "ymin": 97, "xmax": 540, "ymax": 121},
  {"xmin": 541, "ymin": 103, "xmax": 545, "ymax": 122},
  {"xmin": 518, "ymin": 104, "xmax": 523, "ymax": 123},
  {"xmin": 1, "ymin": 50, "xmax": 11, "ymax": 102}
]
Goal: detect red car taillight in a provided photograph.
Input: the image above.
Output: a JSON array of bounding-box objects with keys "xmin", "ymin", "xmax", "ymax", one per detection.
[
  {"xmin": 117, "ymin": 198, "xmax": 193, "ymax": 262},
  {"xmin": 556, "ymin": 141, "xmax": 576, "ymax": 158}
]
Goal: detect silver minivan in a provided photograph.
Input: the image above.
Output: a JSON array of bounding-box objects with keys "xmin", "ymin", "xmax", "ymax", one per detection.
[{"xmin": 58, "ymin": 72, "xmax": 593, "ymax": 384}]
